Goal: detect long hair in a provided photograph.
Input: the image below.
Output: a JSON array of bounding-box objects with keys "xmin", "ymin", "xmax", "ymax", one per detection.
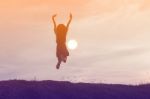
[{"xmin": 56, "ymin": 24, "xmax": 67, "ymax": 33}]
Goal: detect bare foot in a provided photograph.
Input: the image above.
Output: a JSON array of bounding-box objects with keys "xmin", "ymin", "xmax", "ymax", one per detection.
[
  {"xmin": 56, "ymin": 63, "xmax": 60, "ymax": 69},
  {"xmin": 61, "ymin": 56, "xmax": 67, "ymax": 63},
  {"xmin": 63, "ymin": 58, "xmax": 66, "ymax": 63}
]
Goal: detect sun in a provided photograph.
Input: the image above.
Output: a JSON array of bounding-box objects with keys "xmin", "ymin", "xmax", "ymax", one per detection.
[{"xmin": 67, "ymin": 39, "xmax": 78, "ymax": 50}]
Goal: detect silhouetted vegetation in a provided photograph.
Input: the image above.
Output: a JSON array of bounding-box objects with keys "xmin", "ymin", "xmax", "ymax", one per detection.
[{"xmin": 0, "ymin": 80, "xmax": 150, "ymax": 99}]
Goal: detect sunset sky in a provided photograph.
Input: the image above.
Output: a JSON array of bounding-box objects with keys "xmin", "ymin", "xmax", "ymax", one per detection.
[{"xmin": 0, "ymin": 0, "xmax": 150, "ymax": 84}]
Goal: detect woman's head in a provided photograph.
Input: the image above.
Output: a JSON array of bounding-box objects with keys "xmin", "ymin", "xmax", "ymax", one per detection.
[{"xmin": 56, "ymin": 24, "xmax": 67, "ymax": 33}]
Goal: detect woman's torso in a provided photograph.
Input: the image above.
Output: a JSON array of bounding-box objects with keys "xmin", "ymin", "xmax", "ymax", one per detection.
[{"xmin": 55, "ymin": 28, "xmax": 68, "ymax": 44}]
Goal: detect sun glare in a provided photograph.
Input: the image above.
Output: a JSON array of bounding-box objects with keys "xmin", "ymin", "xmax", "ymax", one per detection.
[{"xmin": 67, "ymin": 39, "xmax": 78, "ymax": 50}]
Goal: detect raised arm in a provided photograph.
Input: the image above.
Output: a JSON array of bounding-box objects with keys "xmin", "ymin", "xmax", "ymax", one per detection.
[
  {"xmin": 52, "ymin": 14, "xmax": 57, "ymax": 30},
  {"xmin": 66, "ymin": 13, "xmax": 72, "ymax": 29}
]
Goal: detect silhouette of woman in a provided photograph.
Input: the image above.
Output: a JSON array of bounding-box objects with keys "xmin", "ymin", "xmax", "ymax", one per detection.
[{"xmin": 52, "ymin": 14, "xmax": 72, "ymax": 69}]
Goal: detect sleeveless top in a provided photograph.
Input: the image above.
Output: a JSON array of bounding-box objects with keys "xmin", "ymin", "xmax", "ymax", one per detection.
[{"xmin": 55, "ymin": 28, "xmax": 68, "ymax": 45}]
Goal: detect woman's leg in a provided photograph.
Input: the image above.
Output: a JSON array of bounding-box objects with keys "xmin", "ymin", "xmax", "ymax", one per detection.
[
  {"xmin": 62, "ymin": 44, "xmax": 69, "ymax": 63},
  {"xmin": 62, "ymin": 56, "xmax": 67, "ymax": 63},
  {"xmin": 56, "ymin": 57, "xmax": 61, "ymax": 69}
]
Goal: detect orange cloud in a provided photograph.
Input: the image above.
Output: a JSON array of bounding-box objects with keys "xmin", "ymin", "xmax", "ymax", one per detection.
[{"xmin": 140, "ymin": 0, "xmax": 150, "ymax": 10}]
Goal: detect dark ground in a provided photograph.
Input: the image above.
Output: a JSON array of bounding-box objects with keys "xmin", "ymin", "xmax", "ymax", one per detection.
[{"xmin": 0, "ymin": 80, "xmax": 150, "ymax": 99}]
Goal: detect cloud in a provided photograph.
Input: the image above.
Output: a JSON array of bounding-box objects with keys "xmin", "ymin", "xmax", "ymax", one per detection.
[{"xmin": 1, "ymin": 0, "xmax": 150, "ymax": 25}]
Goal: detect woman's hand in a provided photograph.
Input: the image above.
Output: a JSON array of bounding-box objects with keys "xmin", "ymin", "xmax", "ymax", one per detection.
[
  {"xmin": 69, "ymin": 13, "xmax": 72, "ymax": 19},
  {"xmin": 52, "ymin": 14, "xmax": 57, "ymax": 19},
  {"xmin": 52, "ymin": 14, "xmax": 57, "ymax": 29},
  {"xmin": 67, "ymin": 13, "xmax": 72, "ymax": 28}
]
